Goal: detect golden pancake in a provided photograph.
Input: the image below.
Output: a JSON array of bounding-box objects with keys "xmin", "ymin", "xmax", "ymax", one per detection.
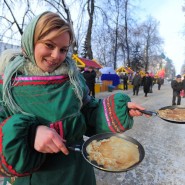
[
  {"xmin": 86, "ymin": 136, "xmax": 139, "ymax": 171},
  {"xmin": 158, "ymin": 108, "xmax": 185, "ymax": 121}
]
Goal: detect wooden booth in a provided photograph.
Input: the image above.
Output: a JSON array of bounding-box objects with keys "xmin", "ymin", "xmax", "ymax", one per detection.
[
  {"xmin": 72, "ymin": 54, "xmax": 102, "ymax": 93},
  {"xmin": 116, "ymin": 66, "xmax": 134, "ymax": 90}
]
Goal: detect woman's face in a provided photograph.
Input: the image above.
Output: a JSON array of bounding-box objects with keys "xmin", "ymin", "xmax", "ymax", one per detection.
[{"xmin": 34, "ymin": 30, "xmax": 70, "ymax": 73}]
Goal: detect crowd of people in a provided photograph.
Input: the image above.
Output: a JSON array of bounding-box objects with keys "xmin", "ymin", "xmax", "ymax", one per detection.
[
  {"xmin": 118, "ymin": 71, "xmax": 185, "ymax": 106},
  {"xmin": 118, "ymin": 71, "xmax": 163, "ymax": 97},
  {"xmin": 82, "ymin": 68, "xmax": 185, "ymax": 106},
  {"xmin": 80, "ymin": 63, "xmax": 185, "ymax": 107},
  {"xmin": 120, "ymin": 72, "xmax": 185, "ymax": 105}
]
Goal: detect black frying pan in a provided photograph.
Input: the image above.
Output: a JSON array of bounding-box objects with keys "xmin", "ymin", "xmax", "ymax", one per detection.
[
  {"xmin": 140, "ymin": 105, "xmax": 185, "ymax": 124},
  {"xmin": 68, "ymin": 132, "xmax": 145, "ymax": 172}
]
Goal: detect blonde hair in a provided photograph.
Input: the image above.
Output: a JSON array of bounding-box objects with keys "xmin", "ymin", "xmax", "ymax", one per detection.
[{"xmin": 34, "ymin": 12, "xmax": 74, "ymax": 45}]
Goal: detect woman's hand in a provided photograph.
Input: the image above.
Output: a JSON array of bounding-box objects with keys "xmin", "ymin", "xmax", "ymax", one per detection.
[
  {"xmin": 34, "ymin": 125, "xmax": 69, "ymax": 155},
  {"xmin": 127, "ymin": 102, "xmax": 145, "ymax": 117}
]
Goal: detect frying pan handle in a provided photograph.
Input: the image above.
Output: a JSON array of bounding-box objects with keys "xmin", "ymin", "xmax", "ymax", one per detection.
[
  {"xmin": 139, "ymin": 110, "xmax": 157, "ymax": 116},
  {"xmin": 67, "ymin": 144, "xmax": 82, "ymax": 152}
]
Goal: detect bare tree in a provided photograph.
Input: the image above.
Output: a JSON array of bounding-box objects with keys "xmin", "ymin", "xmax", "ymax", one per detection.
[
  {"xmin": 138, "ymin": 16, "xmax": 163, "ymax": 72},
  {"xmin": 181, "ymin": 61, "xmax": 185, "ymax": 75},
  {"xmin": 165, "ymin": 57, "xmax": 176, "ymax": 79},
  {"xmin": 81, "ymin": 0, "xmax": 95, "ymax": 59},
  {"xmin": 92, "ymin": 24, "xmax": 115, "ymax": 67},
  {"xmin": 107, "ymin": 0, "xmax": 138, "ymax": 69},
  {"xmin": 124, "ymin": 0, "xmax": 130, "ymax": 67},
  {"xmin": 129, "ymin": 28, "xmax": 143, "ymax": 71},
  {"xmin": 0, "ymin": 0, "xmax": 167, "ymax": 75},
  {"xmin": 0, "ymin": 0, "xmax": 80, "ymax": 52},
  {"xmin": 0, "ymin": 0, "xmax": 36, "ymax": 43},
  {"xmin": 91, "ymin": 0, "xmax": 124, "ymax": 68}
]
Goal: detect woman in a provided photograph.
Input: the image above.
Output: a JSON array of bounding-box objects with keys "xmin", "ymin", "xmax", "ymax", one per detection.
[{"xmin": 0, "ymin": 12, "xmax": 145, "ymax": 185}]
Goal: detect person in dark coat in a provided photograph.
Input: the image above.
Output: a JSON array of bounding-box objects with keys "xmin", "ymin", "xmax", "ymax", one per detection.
[
  {"xmin": 83, "ymin": 66, "xmax": 96, "ymax": 97},
  {"xmin": 171, "ymin": 74, "xmax": 183, "ymax": 105},
  {"xmin": 142, "ymin": 72, "xmax": 152, "ymax": 97},
  {"xmin": 132, "ymin": 72, "xmax": 142, "ymax": 95},
  {"xmin": 122, "ymin": 73, "xmax": 129, "ymax": 90},
  {"xmin": 149, "ymin": 75, "xmax": 154, "ymax": 93},
  {"xmin": 157, "ymin": 77, "xmax": 163, "ymax": 90}
]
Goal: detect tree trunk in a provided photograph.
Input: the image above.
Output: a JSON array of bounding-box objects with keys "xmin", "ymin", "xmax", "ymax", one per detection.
[
  {"xmin": 84, "ymin": 0, "xmax": 94, "ymax": 59},
  {"xmin": 114, "ymin": 15, "xmax": 119, "ymax": 70},
  {"xmin": 124, "ymin": 0, "xmax": 130, "ymax": 67}
]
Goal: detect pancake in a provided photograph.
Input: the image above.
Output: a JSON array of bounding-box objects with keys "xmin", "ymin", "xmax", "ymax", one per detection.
[
  {"xmin": 86, "ymin": 136, "xmax": 139, "ymax": 171},
  {"xmin": 158, "ymin": 108, "xmax": 185, "ymax": 121}
]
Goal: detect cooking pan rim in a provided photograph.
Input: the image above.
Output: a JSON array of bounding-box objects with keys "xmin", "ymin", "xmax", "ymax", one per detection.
[
  {"xmin": 81, "ymin": 132, "xmax": 145, "ymax": 173},
  {"xmin": 157, "ymin": 105, "xmax": 185, "ymax": 123}
]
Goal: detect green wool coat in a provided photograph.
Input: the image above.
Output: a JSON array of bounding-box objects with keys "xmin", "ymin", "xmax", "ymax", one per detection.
[{"xmin": 0, "ymin": 73, "xmax": 133, "ymax": 185}]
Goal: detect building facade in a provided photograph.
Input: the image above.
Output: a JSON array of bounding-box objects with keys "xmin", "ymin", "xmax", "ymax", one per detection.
[{"xmin": 0, "ymin": 41, "xmax": 20, "ymax": 54}]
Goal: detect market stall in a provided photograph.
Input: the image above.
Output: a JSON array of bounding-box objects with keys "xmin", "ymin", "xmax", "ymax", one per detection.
[
  {"xmin": 99, "ymin": 67, "xmax": 120, "ymax": 92},
  {"xmin": 72, "ymin": 54, "xmax": 102, "ymax": 93},
  {"xmin": 116, "ymin": 66, "xmax": 134, "ymax": 90}
]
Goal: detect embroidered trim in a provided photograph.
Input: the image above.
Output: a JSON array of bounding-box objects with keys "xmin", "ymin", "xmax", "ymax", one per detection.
[
  {"xmin": 105, "ymin": 96, "xmax": 120, "ymax": 132},
  {"xmin": 109, "ymin": 95, "xmax": 125, "ymax": 131},
  {"xmin": 103, "ymin": 94, "xmax": 125, "ymax": 132},
  {"xmin": 13, "ymin": 78, "xmax": 68, "ymax": 86},
  {"xmin": 0, "ymin": 118, "xmax": 30, "ymax": 177},
  {"xmin": 50, "ymin": 121, "xmax": 64, "ymax": 138},
  {"xmin": 14, "ymin": 75, "xmax": 68, "ymax": 81},
  {"xmin": 0, "ymin": 75, "xmax": 69, "ymax": 86},
  {"xmin": 103, "ymin": 99, "xmax": 115, "ymax": 132}
]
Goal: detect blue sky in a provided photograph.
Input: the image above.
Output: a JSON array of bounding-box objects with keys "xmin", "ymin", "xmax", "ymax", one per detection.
[{"xmin": 138, "ymin": 0, "xmax": 185, "ymax": 74}]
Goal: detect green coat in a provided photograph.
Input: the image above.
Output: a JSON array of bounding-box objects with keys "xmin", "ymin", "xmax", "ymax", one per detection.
[{"xmin": 0, "ymin": 73, "xmax": 133, "ymax": 185}]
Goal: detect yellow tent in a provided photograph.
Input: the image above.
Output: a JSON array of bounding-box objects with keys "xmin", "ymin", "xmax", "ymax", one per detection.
[
  {"xmin": 139, "ymin": 70, "xmax": 145, "ymax": 78},
  {"xmin": 116, "ymin": 66, "xmax": 134, "ymax": 74}
]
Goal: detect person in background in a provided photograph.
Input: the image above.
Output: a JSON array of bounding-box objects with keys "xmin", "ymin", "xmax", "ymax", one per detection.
[
  {"xmin": 171, "ymin": 74, "xmax": 183, "ymax": 105},
  {"xmin": 182, "ymin": 75, "xmax": 185, "ymax": 98},
  {"xmin": 132, "ymin": 71, "xmax": 142, "ymax": 95},
  {"xmin": 95, "ymin": 70, "xmax": 102, "ymax": 83},
  {"xmin": 121, "ymin": 73, "xmax": 128, "ymax": 90},
  {"xmin": 149, "ymin": 75, "xmax": 154, "ymax": 93},
  {"xmin": 0, "ymin": 11, "xmax": 146, "ymax": 185},
  {"xmin": 83, "ymin": 66, "xmax": 96, "ymax": 97},
  {"xmin": 157, "ymin": 77, "xmax": 163, "ymax": 90},
  {"xmin": 142, "ymin": 72, "xmax": 152, "ymax": 97}
]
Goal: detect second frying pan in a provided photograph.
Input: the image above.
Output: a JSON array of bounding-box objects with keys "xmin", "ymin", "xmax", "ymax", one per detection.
[{"xmin": 140, "ymin": 105, "xmax": 185, "ymax": 124}]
